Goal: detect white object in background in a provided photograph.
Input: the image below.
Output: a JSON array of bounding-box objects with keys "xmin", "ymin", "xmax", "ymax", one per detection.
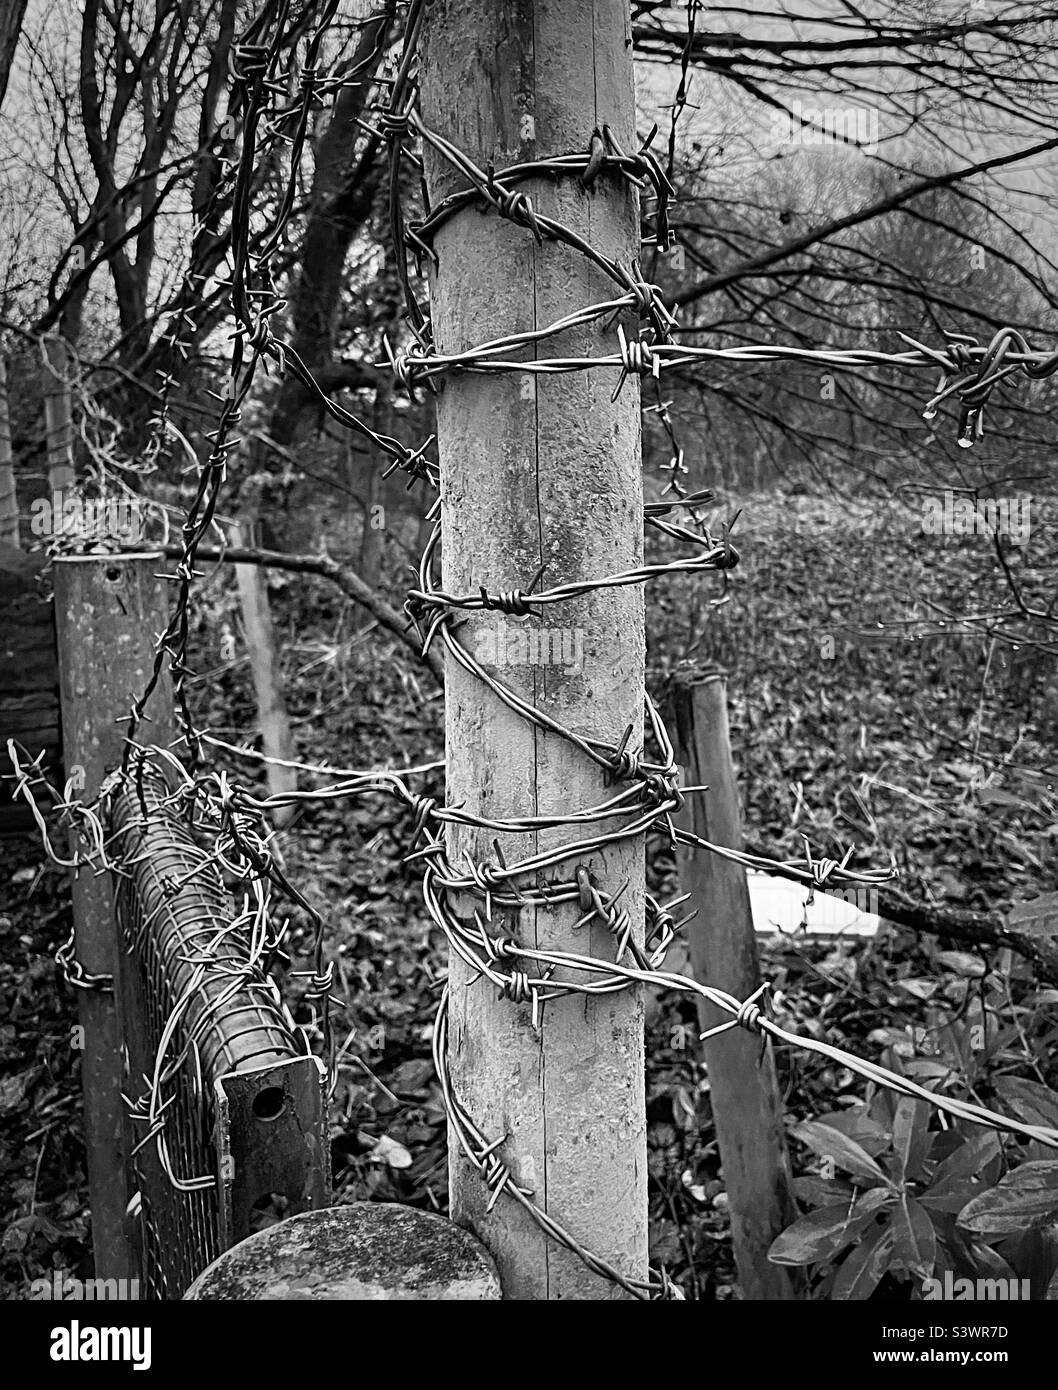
[{"xmin": 747, "ymin": 871, "xmax": 882, "ymax": 937}]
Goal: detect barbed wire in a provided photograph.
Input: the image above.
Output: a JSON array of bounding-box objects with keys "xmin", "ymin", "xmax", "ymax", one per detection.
[
  {"xmin": 21, "ymin": 719, "xmax": 1058, "ymax": 1296},
  {"xmin": 363, "ymin": 88, "xmax": 1058, "ymax": 450},
  {"xmin": 384, "ymin": 321, "xmax": 1058, "ymax": 450}
]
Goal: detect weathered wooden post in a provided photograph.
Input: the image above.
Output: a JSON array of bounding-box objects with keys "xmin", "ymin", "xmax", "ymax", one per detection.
[
  {"xmin": 42, "ymin": 336, "xmax": 75, "ymax": 495},
  {"xmin": 673, "ymin": 668, "xmax": 799, "ymax": 1299},
  {"xmin": 421, "ymin": 0, "xmax": 648, "ymax": 1297},
  {"xmin": 53, "ymin": 554, "xmax": 175, "ymax": 1282},
  {"xmin": 231, "ymin": 488, "xmax": 297, "ymax": 820}
]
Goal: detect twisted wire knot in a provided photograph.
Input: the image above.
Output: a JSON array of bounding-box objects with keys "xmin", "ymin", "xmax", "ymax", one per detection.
[
  {"xmin": 403, "ymin": 592, "xmax": 428, "ymax": 625},
  {"xmin": 642, "ymin": 769, "xmax": 680, "ymax": 809},
  {"xmin": 388, "ymin": 442, "xmax": 434, "ymax": 485},
  {"xmin": 605, "ymin": 903, "xmax": 631, "ymax": 940},
  {"xmin": 712, "ymin": 534, "xmax": 740, "ymax": 570},
  {"xmin": 648, "ymin": 903, "xmax": 674, "ymax": 943},
  {"xmin": 390, "ymin": 349, "xmax": 418, "ymax": 387},
  {"xmin": 409, "ymin": 794, "xmax": 436, "ymax": 844},
  {"xmin": 465, "ymin": 858, "xmax": 506, "ymax": 891},
  {"xmin": 501, "ymin": 970, "xmax": 533, "ymax": 1004},
  {"xmin": 810, "ymin": 856, "xmax": 841, "ymax": 888},
  {"xmin": 946, "ymin": 341, "xmax": 977, "ymax": 372},
  {"xmin": 490, "ymin": 185, "xmax": 542, "ymax": 241},
  {"xmin": 606, "ymin": 748, "xmax": 638, "ymax": 783},
  {"xmin": 617, "ymin": 261, "xmax": 664, "ymax": 320},
  {"xmin": 478, "ymin": 587, "xmax": 531, "ymax": 616},
  {"xmin": 377, "ymin": 106, "xmax": 413, "ymax": 136},
  {"xmin": 56, "ymin": 929, "xmax": 114, "ymax": 992},
  {"xmin": 617, "ymin": 330, "xmax": 657, "ymax": 378},
  {"xmin": 302, "ymin": 963, "xmax": 334, "ymax": 1001},
  {"xmin": 736, "ymin": 998, "xmax": 764, "ymax": 1033},
  {"xmin": 482, "ymin": 1151, "xmax": 513, "ymax": 1209}
]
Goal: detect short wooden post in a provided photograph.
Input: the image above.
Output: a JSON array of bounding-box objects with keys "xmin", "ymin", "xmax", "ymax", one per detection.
[
  {"xmin": 421, "ymin": 0, "xmax": 648, "ymax": 1298},
  {"xmin": 673, "ymin": 669, "xmax": 800, "ymax": 1299},
  {"xmin": 232, "ymin": 493, "xmax": 296, "ymax": 822},
  {"xmin": 53, "ymin": 554, "xmax": 175, "ymax": 1282},
  {"xmin": 42, "ymin": 337, "xmax": 75, "ymax": 495}
]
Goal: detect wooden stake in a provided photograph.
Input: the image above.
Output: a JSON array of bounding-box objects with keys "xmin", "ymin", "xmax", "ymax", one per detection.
[
  {"xmin": 421, "ymin": 0, "xmax": 648, "ymax": 1298},
  {"xmin": 53, "ymin": 554, "xmax": 175, "ymax": 1282},
  {"xmin": 232, "ymin": 500, "xmax": 297, "ymax": 823},
  {"xmin": 42, "ymin": 337, "xmax": 75, "ymax": 495},
  {"xmin": 673, "ymin": 669, "xmax": 800, "ymax": 1299}
]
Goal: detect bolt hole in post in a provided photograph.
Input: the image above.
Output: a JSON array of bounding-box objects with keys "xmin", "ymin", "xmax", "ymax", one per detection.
[
  {"xmin": 252, "ymin": 1086, "xmax": 287, "ymax": 1122},
  {"xmin": 105, "ymin": 565, "xmax": 122, "ymax": 583}
]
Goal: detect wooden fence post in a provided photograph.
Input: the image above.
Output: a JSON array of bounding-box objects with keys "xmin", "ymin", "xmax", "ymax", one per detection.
[
  {"xmin": 231, "ymin": 492, "xmax": 297, "ymax": 822},
  {"xmin": 673, "ymin": 668, "xmax": 800, "ymax": 1298},
  {"xmin": 42, "ymin": 337, "xmax": 75, "ymax": 495},
  {"xmin": 421, "ymin": 0, "xmax": 648, "ymax": 1298},
  {"xmin": 53, "ymin": 553, "xmax": 175, "ymax": 1282}
]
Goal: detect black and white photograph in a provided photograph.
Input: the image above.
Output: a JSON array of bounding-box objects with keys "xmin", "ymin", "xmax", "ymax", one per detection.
[{"xmin": 0, "ymin": 0, "xmax": 1057, "ymax": 1357}]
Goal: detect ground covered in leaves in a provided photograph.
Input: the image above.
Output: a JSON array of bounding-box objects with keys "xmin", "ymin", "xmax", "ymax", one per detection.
[{"xmin": 2, "ymin": 488, "xmax": 1057, "ymax": 1299}]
